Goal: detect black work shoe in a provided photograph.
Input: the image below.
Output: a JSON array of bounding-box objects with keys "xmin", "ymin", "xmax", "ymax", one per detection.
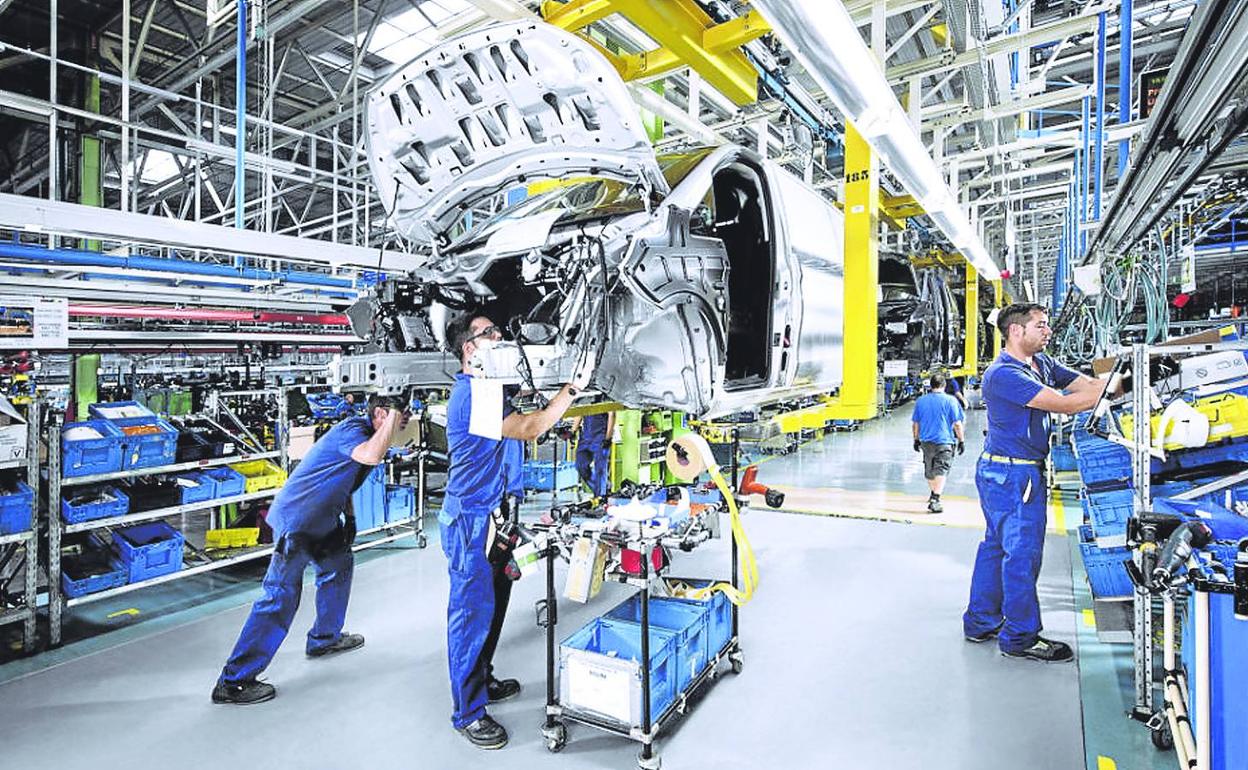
[
  {"xmin": 459, "ymin": 714, "xmax": 509, "ymax": 750},
  {"xmin": 1002, "ymin": 636, "xmax": 1074, "ymax": 663},
  {"xmin": 487, "ymin": 676, "xmax": 521, "ymax": 703},
  {"xmin": 307, "ymin": 632, "xmax": 365, "ymax": 658},
  {"xmin": 965, "ymin": 622, "xmax": 1005, "ymax": 643},
  {"xmin": 212, "ymin": 679, "xmax": 276, "ymax": 705},
  {"xmin": 927, "ymin": 498, "xmax": 944, "ymax": 513}
]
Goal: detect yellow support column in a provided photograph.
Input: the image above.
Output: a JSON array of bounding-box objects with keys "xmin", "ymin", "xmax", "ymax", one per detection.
[
  {"xmin": 828, "ymin": 122, "xmax": 879, "ymax": 420},
  {"xmin": 955, "ymin": 263, "xmax": 978, "ymax": 377},
  {"xmin": 992, "ymin": 279, "xmax": 1003, "ymax": 359}
]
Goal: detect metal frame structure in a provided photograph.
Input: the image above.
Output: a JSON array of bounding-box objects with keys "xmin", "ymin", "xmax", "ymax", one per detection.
[{"xmin": 0, "ymin": 402, "xmax": 40, "ymax": 652}]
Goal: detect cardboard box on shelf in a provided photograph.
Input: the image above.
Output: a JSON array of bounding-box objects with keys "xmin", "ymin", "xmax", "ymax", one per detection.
[{"xmin": 0, "ymin": 394, "xmax": 28, "ymax": 462}]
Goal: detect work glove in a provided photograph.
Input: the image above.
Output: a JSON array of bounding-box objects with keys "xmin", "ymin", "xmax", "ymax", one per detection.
[
  {"xmin": 601, "ymin": 439, "xmax": 612, "ymax": 451},
  {"xmin": 957, "ymin": 440, "xmax": 965, "ymax": 456},
  {"xmin": 913, "ymin": 439, "xmax": 922, "ymax": 453}
]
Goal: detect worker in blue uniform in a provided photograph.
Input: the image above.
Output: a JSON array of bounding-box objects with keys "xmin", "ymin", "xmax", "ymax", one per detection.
[
  {"xmin": 573, "ymin": 410, "xmax": 615, "ymax": 498},
  {"xmin": 441, "ymin": 313, "xmax": 588, "ymax": 749},
  {"xmin": 212, "ymin": 394, "xmax": 407, "ymax": 704},
  {"xmin": 963, "ymin": 303, "xmax": 1109, "ymax": 663},
  {"xmin": 911, "ymin": 373, "xmax": 965, "ymax": 513}
]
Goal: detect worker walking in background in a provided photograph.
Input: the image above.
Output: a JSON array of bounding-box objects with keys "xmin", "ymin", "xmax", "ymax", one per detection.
[
  {"xmin": 572, "ymin": 410, "xmax": 615, "ymax": 498},
  {"xmin": 212, "ymin": 395, "xmax": 406, "ymax": 705},
  {"xmin": 912, "ymin": 373, "xmax": 965, "ymax": 513},
  {"xmin": 963, "ymin": 303, "xmax": 1109, "ymax": 663},
  {"xmin": 945, "ymin": 373, "xmax": 969, "ymax": 410},
  {"xmin": 441, "ymin": 313, "xmax": 587, "ymax": 749}
]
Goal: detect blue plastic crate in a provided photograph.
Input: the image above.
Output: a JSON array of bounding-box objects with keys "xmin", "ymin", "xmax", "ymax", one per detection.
[
  {"xmin": 605, "ymin": 594, "xmax": 711, "ymax": 694},
  {"xmin": 1080, "ymin": 488, "xmax": 1135, "ymax": 542},
  {"xmin": 523, "ymin": 460, "xmax": 579, "ymax": 491},
  {"xmin": 385, "ymin": 484, "xmax": 415, "ymax": 524},
  {"xmin": 87, "ymin": 400, "xmax": 154, "ymax": 420},
  {"xmin": 0, "ymin": 481, "xmax": 34, "ymax": 535},
  {"xmin": 111, "ymin": 521, "xmax": 185, "ymax": 583},
  {"xmin": 200, "ymin": 467, "xmax": 246, "ymax": 498},
  {"xmin": 61, "ymin": 544, "xmax": 128, "ymax": 598},
  {"xmin": 1151, "ymin": 498, "xmax": 1248, "ymax": 542},
  {"xmin": 307, "ymin": 392, "xmax": 351, "ymax": 419},
  {"xmin": 351, "ymin": 464, "xmax": 386, "ymax": 530},
  {"xmin": 113, "ymin": 416, "xmax": 179, "ymax": 470},
  {"xmin": 1159, "ymin": 437, "xmax": 1248, "ymax": 474},
  {"xmin": 559, "ymin": 616, "xmax": 678, "ymax": 727},
  {"xmin": 1182, "ymin": 587, "xmax": 1248, "ymax": 770},
  {"xmin": 1051, "ymin": 443, "xmax": 1078, "ymax": 473},
  {"xmin": 1072, "ymin": 432, "xmax": 1133, "ymax": 490},
  {"xmin": 1078, "ymin": 525, "xmax": 1134, "ymax": 598},
  {"xmin": 61, "ymin": 420, "xmax": 125, "ymax": 478},
  {"xmin": 171, "ymin": 471, "xmax": 217, "ymax": 505},
  {"xmin": 664, "ymin": 577, "xmax": 733, "ymax": 656},
  {"xmin": 60, "ymin": 485, "xmax": 129, "ymax": 525}
]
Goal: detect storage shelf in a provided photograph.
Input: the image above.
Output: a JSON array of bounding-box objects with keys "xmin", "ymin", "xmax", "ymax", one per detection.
[
  {"xmin": 60, "ymin": 450, "xmax": 279, "ymax": 487},
  {"xmin": 0, "ymin": 529, "xmax": 34, "ymax": 546},
  {"xmin": 0, "ymin": 606, "xmax": 33, "ymax": 627},
  {"xmin": 63, "ymin": 489, "xmax": 279, "ymax": 533},
  {"xmin": 65, "ymin": 543, "xmax": 277, "ymax": 607}
]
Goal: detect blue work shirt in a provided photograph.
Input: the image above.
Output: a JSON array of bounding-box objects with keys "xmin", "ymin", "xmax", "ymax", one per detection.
[
  {"xmin": 982, "ymin": 351, "xmax": 1082, "ymax": 460},
  {"xmin": 502, "ymin": 435, "xmax": 525, "ymax": 500},
  {"xmin": 266, "ymin": 416, "xmax": 372, "ymax": 538},
  {"xmin": 912, "ymin": 391, "xmax": 964, "ymax": 445},
  {"xmin": 581, "ymin": 413, "xmax": 609, "ymax": 447},
  {"xmin": 442, "ymin": 373, "xmax": 520, "ymax": 524}
]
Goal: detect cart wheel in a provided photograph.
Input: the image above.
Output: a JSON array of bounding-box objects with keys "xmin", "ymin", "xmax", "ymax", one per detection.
[
  {"xmin": 729, "ymin": 650, "xmax": 744, "ymax": 675},
  {"xmin": 416, "ymin": 533, "xmax": 428, "ymax": 549},
  {"xmin": 543, "ymin": 721, "xmax": 567, "ymax": 753},
  {"xmin": 1151, "ymin": 721, "xmax": 1174, "ymax": 751},
  {"xmin": 637, "ymin": 750, "xmax": 662, "ymax": 770}
]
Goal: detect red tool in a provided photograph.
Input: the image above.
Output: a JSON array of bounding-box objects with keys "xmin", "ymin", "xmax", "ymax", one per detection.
[{"xmin": 738, "ymin": 465, "xmax": 785, "ymax": 509}]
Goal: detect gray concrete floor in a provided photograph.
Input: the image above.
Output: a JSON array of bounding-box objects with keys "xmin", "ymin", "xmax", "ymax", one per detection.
[{"xmin": 0, "ymin": 405, "xmax": 1088, "ymax": 770}]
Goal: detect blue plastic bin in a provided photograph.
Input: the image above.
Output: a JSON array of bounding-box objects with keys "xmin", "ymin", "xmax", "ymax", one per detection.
[
  {"xmin": 307, "ymin": 392, "xmax": 351, "ymax": 419},
  {"xmin": 1050, "ymin": 443, "xmax": 1078, "ymax": 473},
  {"xmin": 1182, "ymin": 587, "xmax": 1248, "ymax": 770},
  {"xmin": 111, "ymin": 521, "xmax": 185, "ymax": 583},
  {"xmin": 200, "ymin": 467, "xmax": 246, "ymax": 498},
  {"xmin": 61, "ymin": 541, "xmax": 128, "ymax": 598},
  {"xmin": 523, "ymin": 460, "xmax": 579, "ymax": 491},
  {"xmin": 87, "ymin": 400, "xmax": 154, "ymax": 420},
  {"xmin": 665, "ymin": 577, "xmax": 733, "ymax": 656},
  {"xmin": 559, "ymin": 616, "xmax": 678, "ymax": 727},
  {"xmin": 60, "ymin": 485, "xmax": 129, "ymax": 525},
  {"xmin": 1080, "ymin": 488, "xmax": 1135, "ymax": 542},
  {"xmin": 0, "ymin": 481, "xmax": 34, "ymax": 535},
  {"xmin": 385, "ymin": 484, "xmax": 416, "ymax": 524},
  {"xmin": 61, "ymin": 420, "xmax": 125, "ymax": 478},
  {"xmin": 113, "ymin": 416, "xmax": 179, "ymax": 470},
  {"xmin": 605, "ymin": 594, "xmax": 711, "ymax": 693},
  {"xmin": 1072, "ymin": 432, "xmax": 1133, "ymax": 490},
  {"xmin": 172, "ymin": 471, "xmax": 217, "ymax": 505},
  {"xmin": 351, "ymin": 465, "xmax": 386, "ymax": 530},
  {"xmin": 1077, "ymin": 525, "xmax": 1134, "ymax": 598}
]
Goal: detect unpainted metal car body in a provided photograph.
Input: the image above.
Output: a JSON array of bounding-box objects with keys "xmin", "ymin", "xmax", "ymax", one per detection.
[
  {"xmin": 878, "ymin": 255, "xmax": 964, "ymax": 374},
  {"xmin": 336, "ymin": 20, "xmax": 846, "ymax": 418}
]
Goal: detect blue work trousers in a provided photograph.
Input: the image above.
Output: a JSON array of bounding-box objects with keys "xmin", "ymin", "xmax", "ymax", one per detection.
[
  {"xmin": 576, "ymin": 444, "xmax": 611, "ymax": 497},
  {"xmin": 219, "ymin": 532, "xmax": 354, "ymax": 684},
  {"xmin": 442, "ymin": 511, "xmax": 497, "ymax": 729},
  {"xmin": 963, "ymin": 458, "xmax": 1048, "ymax": 652}
]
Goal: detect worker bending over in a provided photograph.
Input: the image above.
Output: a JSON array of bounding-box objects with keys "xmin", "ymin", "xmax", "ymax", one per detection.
[
  {"xmin": 572, "ymin": 410, "xmax": 615, "ymax": 498},
  {"xmin": 911, "ymin": 373, "xmax": 965, "ymax": 513}
]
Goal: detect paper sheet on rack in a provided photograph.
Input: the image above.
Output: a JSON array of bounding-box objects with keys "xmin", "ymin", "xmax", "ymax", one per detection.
[{"xmin": 468, "ymin": 378, "xmax": 504, "ymax": 441}]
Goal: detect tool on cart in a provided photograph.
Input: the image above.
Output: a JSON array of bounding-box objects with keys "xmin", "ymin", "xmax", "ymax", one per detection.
[{"xmin": 738, "ymin": 465, "xmax": 784, "ymax": 509}]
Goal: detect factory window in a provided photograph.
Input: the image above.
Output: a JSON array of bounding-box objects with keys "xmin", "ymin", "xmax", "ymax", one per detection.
[{"xmin": 713, "ymin": 162, "xmax": 773, "ymax": 389}]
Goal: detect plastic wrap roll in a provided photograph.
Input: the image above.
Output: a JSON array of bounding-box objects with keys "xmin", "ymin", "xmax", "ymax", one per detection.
[{"xmin": 665, "ymin": 432, "xmax": 716, "ymax": 481}]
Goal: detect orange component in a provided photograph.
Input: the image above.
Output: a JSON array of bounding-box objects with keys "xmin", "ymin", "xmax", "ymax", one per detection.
[{"xmin": 120, "ymin": 424, "xmax": 162, "ymax": 436}]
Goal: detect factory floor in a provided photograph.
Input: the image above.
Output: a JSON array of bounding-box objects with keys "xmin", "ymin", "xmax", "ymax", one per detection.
[{"xmin": 0, "ymin": 405, "xmax": 1176, "ymax": 770}]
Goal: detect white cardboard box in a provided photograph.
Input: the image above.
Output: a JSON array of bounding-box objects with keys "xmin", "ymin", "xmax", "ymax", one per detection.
[{"xmin": 0, "ymin": 394, "xmax": 27, "ymax": 462}]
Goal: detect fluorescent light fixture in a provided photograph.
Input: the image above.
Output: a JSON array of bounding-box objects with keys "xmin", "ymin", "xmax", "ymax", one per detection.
[{"xmin": 751, "ymin": 0, "xmax": 1001, "ymax": 279}]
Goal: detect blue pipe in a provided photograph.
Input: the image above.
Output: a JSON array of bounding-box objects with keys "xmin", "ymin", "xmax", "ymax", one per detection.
[
  {"xmin": 1118, "ymin": 0, "xmax": 1134, "ymax": 178},
  {"xmin": 0, "ymin": 242, "xmax": 355, "ymax": 289},
  {"xmin": 1094, "ymin": 12, "xmax": 1107, "ymax": 222},
  {"xmin": 236, "ymin": 0, "xmax": 247, "ymax": 238}
]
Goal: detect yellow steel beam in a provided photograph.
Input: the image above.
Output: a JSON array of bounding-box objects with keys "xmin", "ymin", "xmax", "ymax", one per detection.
[
  {"xmin": 953, "ymin": 263, "xmax": 978, "ymax": 377},
  {"xmin": 600, "ymin": 0, "xmax": 759, "ymax": 104},
  {"xmin": 828, "ymin": 121, "xmax": 879, "ymax": 420},
  {"xmin": 702, "ymin": 9, "xmax": 771, "ymax": 53},
  {"xmin": 541, "ymin": 0, "xmax": 616, "ymax": 31},
  {"xmin": 992, "ymin": 278, "xmax": 1003, "ymax": 359}
]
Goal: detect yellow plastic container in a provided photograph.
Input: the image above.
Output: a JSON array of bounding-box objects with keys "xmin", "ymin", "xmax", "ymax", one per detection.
[
  {"xmin": 205, "ymin": 527, "xmax": 261, "ymax": 549},
  {"xmin": 1120, "ymin": 392, "xmax": 1248, "ymax": 450},
  {"xmin": 228, "ymin": 460, "xmax": 287, "ymax": 493}
]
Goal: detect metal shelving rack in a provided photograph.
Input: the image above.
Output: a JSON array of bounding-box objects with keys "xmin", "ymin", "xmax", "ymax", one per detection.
[
  {"xmin": 45, "ymin": 389, "xmax": 288, "ymax": 645},
  {"xmin": 0, "ymin": 403, "xmax": 40, "ymax": 651}
]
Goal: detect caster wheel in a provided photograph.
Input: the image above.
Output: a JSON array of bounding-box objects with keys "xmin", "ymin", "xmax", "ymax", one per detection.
[
  {"xmin": 637, "ymin": 751, "xmax": 662, "ymax": 770},
  {"xmin": 729, "ymin": 651, "xmax": 744, "ymax": 675},
  {"xmin": 416, "ymin": 534, "xmax": 428, "ymax": 549},
  {"xmin": 1151, "ymin": 723, "xmax": 1174, "ymax": 751},
  {"xmin": 542, "ymin": 722, "xmax": 567, "ymax": 753}
]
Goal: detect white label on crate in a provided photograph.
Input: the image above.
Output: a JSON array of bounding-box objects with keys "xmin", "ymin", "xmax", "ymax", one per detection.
[{"xmin": 566, "ymin": 658, "xmax": 631, "ymax": 723}]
